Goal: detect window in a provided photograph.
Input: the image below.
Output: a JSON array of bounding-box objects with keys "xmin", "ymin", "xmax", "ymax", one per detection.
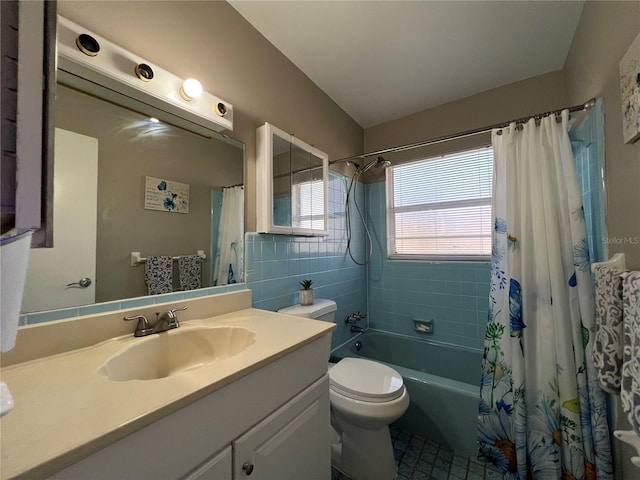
[
  {"xmin": 386, "ymin": 146, "xmax": 493, "ymax": 260},
  {"xmin": 292, "ymin": 178, "xmax": 325, "ymax": 230}
]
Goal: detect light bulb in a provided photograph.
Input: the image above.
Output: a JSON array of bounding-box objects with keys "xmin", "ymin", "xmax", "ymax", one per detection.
[
  {"xmin": 149, "ymin": 117, "xmax": 160, "ymax": 123},
  {"xmin": 180, "ymin": 78, "xmax": 203, "ymax": 101}
]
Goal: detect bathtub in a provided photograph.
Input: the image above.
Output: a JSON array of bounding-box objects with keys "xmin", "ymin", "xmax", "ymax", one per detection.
[{"xmin": 330, "ymin": 330, "xmax": 482, "ymax": 456}]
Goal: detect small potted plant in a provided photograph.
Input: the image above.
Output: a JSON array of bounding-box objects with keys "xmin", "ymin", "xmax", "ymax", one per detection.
[{"xmin": 299, "ymin": 279, "xmax": 314, "ymax": 306}]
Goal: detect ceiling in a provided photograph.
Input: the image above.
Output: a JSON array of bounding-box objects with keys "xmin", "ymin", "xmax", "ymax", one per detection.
[{"xmin": 229, "ymin": 1, "xmax": 584, "ymax": 129}]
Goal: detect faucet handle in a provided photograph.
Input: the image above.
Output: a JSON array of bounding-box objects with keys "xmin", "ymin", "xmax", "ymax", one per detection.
[
  {"xmin": 166, "ymin": 306, "xmax": 188, "ymax": 327},
  {"xmin": 124, "ymin": 315, "xmax": 153, "ymax": 337},
  {"xmin": 169, "ymin": 306, "xmax": 188, "ymax": 315}
]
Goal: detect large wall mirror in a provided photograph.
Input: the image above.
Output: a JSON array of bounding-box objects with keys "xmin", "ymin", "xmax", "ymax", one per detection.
[{"xmin": 21, "ymin": 34, "xmax": 245, "ymax": 314}]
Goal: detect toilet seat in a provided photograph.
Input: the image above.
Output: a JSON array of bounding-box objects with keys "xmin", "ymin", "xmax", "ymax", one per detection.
[{"xmin": 329, "ymin": 358, "xmax": 404, "ymax": 403}]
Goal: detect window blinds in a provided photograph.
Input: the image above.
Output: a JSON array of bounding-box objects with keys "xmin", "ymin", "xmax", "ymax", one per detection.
[
  {"xmin": 292, "ymin": 179, "xmax": 325, "ymax": 230},
  {"xmin": 387, "ymin": 146, "xmax": 493, "ymax": 259}
]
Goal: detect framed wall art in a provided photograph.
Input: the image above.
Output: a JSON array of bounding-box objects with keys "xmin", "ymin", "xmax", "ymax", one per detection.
[{"xmin": 144, "ymin": 176, "xmax": 190, "ymax": 213}]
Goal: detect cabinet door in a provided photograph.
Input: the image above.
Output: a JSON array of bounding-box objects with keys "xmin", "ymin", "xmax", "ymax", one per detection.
[
  {"xmin": 256, "ymin": 123, "xmax": 328, "ymax": 236},
  {"xmin": 184, "ymin": 446, "xmax": 232, "ymax": 480},
  {"xmin": 233, "ymin": 375, "xmax": 330, "ymax": 480}
]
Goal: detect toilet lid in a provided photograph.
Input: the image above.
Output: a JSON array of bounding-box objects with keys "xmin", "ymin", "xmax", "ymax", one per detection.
[{"xmin": 329, "ymin": 358, "xmax": 404, "ymax": 402}]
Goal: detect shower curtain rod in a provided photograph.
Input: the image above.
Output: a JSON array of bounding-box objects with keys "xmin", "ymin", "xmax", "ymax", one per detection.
[{"xmin": 329, "ymin": 98, "xmax": 597, "ymax": 165}]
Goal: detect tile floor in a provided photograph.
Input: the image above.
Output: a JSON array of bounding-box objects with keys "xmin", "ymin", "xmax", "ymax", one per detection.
[{"xmin": 331, "ymin": 426, "xmax": 505, "ymax": 480}]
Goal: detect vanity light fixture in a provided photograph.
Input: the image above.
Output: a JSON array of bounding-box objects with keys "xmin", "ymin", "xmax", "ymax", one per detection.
[
  {"xmin": 58, "ymin": 16, "xmax": 234, "ymax": 132},
  {"xmin": 180, "ymin": 78, "xmax": 203, "ymax": 101}
]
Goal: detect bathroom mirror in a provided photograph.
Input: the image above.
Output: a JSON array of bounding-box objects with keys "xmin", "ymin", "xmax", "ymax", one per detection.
[{"xmin": 21, "ymin": 78, "xmax": 245, "ymax": 313}]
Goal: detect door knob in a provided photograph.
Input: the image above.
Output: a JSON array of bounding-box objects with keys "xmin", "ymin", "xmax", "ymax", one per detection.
[
  {"xmin": 242, "ymin": 462, "xmax": 254, "ymax": 475},
  {"xmin": 65, "ymin": 277, "xmax": 92, "ymax": 289}
]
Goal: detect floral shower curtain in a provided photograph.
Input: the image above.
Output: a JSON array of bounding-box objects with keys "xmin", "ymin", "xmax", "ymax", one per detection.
[
  {"xmin": 214, "ymin": 186, "xmax": 244, "ymax": 285},
  {"xmin": 478, "ymin": 111, "xmax": 613, "ymax": 479}
]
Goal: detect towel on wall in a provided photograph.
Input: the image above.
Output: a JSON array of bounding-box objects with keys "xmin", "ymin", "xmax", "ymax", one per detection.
[
  {"xmin": 593, "ymin": 265, "xmax": 626, "ymax": 393},
  {"xmin": 145, "ymin": 256, "xmax": 173, "ymax": 295},
  {"xmin": 622, "ymin": 271, "xmax": 640, "ymax": 436},
  {"xmin": 178, "ymin": 255, "xmax": 202, "ymax": 291}
]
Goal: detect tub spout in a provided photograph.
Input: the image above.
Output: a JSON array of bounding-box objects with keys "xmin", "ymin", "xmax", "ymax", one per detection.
[{"xmin": 350, "ymin": 325, "xmax": 365, "ymax": 333}]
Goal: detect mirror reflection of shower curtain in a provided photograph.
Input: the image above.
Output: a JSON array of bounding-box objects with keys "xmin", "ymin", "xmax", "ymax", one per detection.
[
  {"xmin": 214, "ymin": 186, "xmax": 244, "ymax": 285},
  {"xmin": 570, "ymin": 98, "xmax": 607, "ymax": 265}
]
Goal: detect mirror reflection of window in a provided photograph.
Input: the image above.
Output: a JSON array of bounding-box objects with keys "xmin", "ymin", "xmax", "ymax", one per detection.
[{"xmin": 292, "ymin": 179, "xmax": 325, "ymax": 230}]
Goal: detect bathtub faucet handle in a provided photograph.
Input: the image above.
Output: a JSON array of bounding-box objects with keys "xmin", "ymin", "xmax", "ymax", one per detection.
[
  {"xmin": 345, "ymin": 312, "xmax": 366, "ymax": 324},
  {"xmin": 345, "ymin": 314, "xmax": 358, "ymax": 324}
]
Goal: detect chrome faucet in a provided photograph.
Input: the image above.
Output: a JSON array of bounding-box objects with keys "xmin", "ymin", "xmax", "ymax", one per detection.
[
  {"xmin": 350, "ymin": 325, "xmax": 365, "ymax": 333},
  {"xmin": 123, "ymin": 306, "xmax": 187, "ymax": 337},
  {"xmin": 153, "ymin": 306, "xmax": 188, "ymax": 333}
]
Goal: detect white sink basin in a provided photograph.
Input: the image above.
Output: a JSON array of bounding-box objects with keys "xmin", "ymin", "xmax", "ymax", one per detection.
[{"xmin": 98, "ymin": 326, "xmax": 256, "ymax": 381}]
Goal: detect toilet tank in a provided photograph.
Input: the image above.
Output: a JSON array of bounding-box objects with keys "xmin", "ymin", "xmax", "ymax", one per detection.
[{"xmin": 277, "ymin": 299, "xmax": 337, "ymax": 322}]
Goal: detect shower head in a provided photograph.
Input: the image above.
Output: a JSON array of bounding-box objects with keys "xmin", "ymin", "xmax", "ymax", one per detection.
[
  {"xmin": 376, "ymin": 156, "xmax": 392, "ymax": 169},
  {"xmin": 357, "ymin": 156, "xmax": 392, "ymax": 174}
]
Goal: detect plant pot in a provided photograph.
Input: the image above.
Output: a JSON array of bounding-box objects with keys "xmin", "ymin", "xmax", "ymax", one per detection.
[{"xmin": 299, "ymin": 289, "xmax": 314, "ymax": 306}]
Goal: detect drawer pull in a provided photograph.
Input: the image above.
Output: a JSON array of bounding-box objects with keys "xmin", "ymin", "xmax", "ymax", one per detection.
[{"xmin": 242, "ymin": 462, "xmax": 254, "ymax": 475}]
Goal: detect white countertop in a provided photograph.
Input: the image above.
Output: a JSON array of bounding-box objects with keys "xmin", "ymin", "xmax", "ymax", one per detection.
[{"xmin": 0, "ymin": 307, "xmax": 334, "ymax": 479}]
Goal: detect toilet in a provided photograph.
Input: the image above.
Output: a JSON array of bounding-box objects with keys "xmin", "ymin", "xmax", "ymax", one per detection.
[{"xmin": 278, "ymin": 299, "xmax": 410, "ymax": 480}]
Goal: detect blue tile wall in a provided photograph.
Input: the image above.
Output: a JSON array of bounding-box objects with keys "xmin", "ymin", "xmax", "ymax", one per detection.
[
  {"xmin": 365, "ymin": 181, "xmax": 490, "ymax": 350},
  {"xmin": 246, "ymin": 171, "xmax": 367, "ymax": 349}
]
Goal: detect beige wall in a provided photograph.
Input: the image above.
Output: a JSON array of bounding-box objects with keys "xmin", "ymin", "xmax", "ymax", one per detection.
[
  {"xmin": 363, "ymin": 71, "xmax": 566, "ymax": 183},
  {"xmin": 564, "ymin": 3, "xmax": 640, "ymax": 479},
  {"xmin": 564, "ymin": 1, "xmax": 640, "ymax": 270},
  {"xmin": 57, "ymin": 0, "xmax": 363, "ymax": 232}
]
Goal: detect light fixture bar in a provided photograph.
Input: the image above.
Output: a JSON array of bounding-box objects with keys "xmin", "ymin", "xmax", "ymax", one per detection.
[{"xmin": 56, "ymin": 16, "xmax": 233, "ymax": 133}]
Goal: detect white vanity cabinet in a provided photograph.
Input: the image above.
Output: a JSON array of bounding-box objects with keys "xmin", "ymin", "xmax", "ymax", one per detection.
[
  {"xmin": 47, "ymin": 336, "xmax": 331, "ymax": 480},
  {"xmin": 256, "ymin": 123, "xmax": 329, "ymax": 236},
  {"xmin": 185, "ymin": 446, "xmax": 233, "ymax": 480},
  {"xmin": 232, "ymin": 376, "xmax": 329, "ymax": 480}
]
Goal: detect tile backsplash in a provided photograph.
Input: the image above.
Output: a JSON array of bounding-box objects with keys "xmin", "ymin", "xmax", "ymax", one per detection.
[
  {"xmin": 246, "ymin": 171, "xmax": 367, "ymax": 348},
  {"xmin": 19, "ymin": 284, "xmax": 248, "ymax": 326}
]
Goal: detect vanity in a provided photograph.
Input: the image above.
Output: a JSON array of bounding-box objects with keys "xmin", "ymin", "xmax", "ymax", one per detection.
[
  {"xmin": 0, "ymin": 290, "xmax": 335, "ymax": 479},
  {"xmin": 2, "ymin": 13, "xmax": 335, "ymax": 479}
]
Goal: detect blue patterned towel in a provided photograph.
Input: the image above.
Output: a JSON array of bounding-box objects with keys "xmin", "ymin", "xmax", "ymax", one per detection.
[
  {"xmin": 144, "ymin": 256, "xmax": 173, "ymax": 295},
  {"xmin": 178, "ymin": 255, "xmax": 202, "ymax": 291}
]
